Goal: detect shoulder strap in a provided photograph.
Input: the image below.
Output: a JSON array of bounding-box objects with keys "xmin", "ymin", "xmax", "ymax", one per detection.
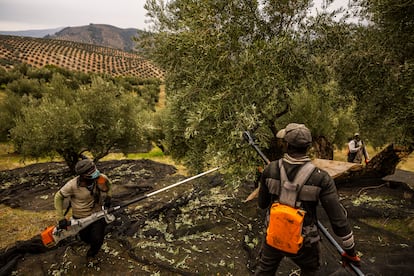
[
  {"xmin": 278, "ymin": 160, "xmax": 315, "ymax": 208},
  {"xmin": 293, "ymin": 162, "xmax": 315, "ymax": 189},
  {"xmin": 63, "ymin": 201, "xmax": 71, "ymax": 216}
]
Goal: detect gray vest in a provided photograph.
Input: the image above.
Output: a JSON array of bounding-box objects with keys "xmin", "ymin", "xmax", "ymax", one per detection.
[{"xmin": 265, "ymin": 160, "xmax": 322, "ymax": 244}]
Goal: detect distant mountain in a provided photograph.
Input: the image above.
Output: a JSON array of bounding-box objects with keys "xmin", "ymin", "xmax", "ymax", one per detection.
[
  {"xmin": 46, "ymin": 24, "xmax": 143, "ymax": 52},
  {"xmin": 0, "ymin": 35, "xmax": 164, "ymax": 80},
  {"xmin": 0, "ymin": 27, "xmax": 64, "ymax": 38}
]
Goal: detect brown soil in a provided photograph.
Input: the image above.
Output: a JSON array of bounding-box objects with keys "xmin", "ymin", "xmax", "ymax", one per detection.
[{"xmin": 1, "ymin": 159, "xmax": 413, "ymax": 275}]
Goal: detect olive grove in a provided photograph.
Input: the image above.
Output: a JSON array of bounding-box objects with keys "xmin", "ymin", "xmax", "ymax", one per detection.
[
  {"xmin": 140, "ymin": 0, "xmax": 366, "ymax": 176},
  {"xmin": 0, "ymin": 66, "xmax": 160, "ymax": 172}
]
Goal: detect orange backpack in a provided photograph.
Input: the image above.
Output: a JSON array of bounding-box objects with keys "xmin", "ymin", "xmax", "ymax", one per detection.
[{"xmin": 266, "ymin": 161, "xmax": 315, "ymax": 254}]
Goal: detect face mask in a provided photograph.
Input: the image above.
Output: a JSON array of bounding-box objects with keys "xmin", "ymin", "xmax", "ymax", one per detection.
[
  {"xmin": 84, "ymin": 169, "xmax": 100, "ymax": 180},
  {"xmin": 90, "ymin": 169, "xmax": 100, "ymax": 179}
]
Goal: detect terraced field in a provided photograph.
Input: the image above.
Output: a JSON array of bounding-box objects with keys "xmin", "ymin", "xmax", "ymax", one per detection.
[{"xmin": 0, "ymin": 35, "xmax": 164, "ymax": 80}]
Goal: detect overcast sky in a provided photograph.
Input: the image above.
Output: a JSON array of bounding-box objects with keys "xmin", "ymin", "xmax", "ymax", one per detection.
[
  {"xmin": 0, "ymin": 0, "xmax": 150, "ymax": 31},
  {"xmin": 0, "ymin": 0, "xmax": 351, "ymax": 32}
]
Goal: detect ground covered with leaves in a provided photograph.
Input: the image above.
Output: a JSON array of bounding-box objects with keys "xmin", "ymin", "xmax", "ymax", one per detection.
[{"xmin": 1, "ymin": 159, "xmax": 413, "ymax": 275}]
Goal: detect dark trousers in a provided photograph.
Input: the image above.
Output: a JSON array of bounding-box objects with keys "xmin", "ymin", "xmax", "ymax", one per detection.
[
  {"xmin": 78, "ymin": 218, "xmax": 107, "ymax": 257},
  {"xmin": 255, "ymin": 240, "xmax": 321, "ymax": 276}
]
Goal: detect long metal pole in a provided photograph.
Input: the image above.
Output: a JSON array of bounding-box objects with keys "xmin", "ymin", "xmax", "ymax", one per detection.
[
  {"xmin": 113, "ymin": 167, "xmax": 220, "ymax": 211},
  {"xmin": 147, "ymin": 167, "xmax": 220, "ymax": 197},
  {"xmin": 317, "ymin": 221, "xmax": 364, "ymax": 276},
  {"xmin": 243, "ymin": 131, "xmax": 270, "ymax": 164}
]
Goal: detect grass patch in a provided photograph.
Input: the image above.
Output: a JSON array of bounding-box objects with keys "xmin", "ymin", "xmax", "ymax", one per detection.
[
  {"xmin": 0, "ymin": 143, "xmax": 62, "ymax": 171},
  {"xmin": 335, "ymin": 145, "xmax": 414, "ymax": 172},
  {"xmin": 334, "ymin": 145, "xmax": 377, "ymax": 163},
  {"xmin": 0, "ymin": 143, "xmax": 54, "ymax": 171},
  {"xmin": 397, "ymin": 152, "xmax": 414, "ymax": 171},
  {"xmin": 0, "ymin": 205, "xmax": 56, "ymax": 249},
  {"xmin": 0, "ymin": 144, "xmax": 188, "ymax": 175},
  {"xmin": 102, "ymin": 147, "xmax": 188, "ymax": 175},
  {"xmin": 359, "ymin": 217, "xmax": 414, "ymax": 241}
]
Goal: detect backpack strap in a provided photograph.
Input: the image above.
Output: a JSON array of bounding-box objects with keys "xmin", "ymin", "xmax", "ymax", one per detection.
[
  {"xmin": 63, "ymin": 201, "xmax": 71, "ymax": 217},
  {"xmin": 279, "ymin": 159, "xmax": 315, "ymax": 208}
]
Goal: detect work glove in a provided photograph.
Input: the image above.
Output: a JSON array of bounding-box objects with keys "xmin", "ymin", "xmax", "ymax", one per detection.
[
  {"xmin": 341, "ymin": 249, "xmax": 361, "ymax": 267},
  {"xmin": 103, "ymin": 196, "xmax": 112, "ymax": 209},
  {"xmin": 365, "ymin": 159, "xmax": 369, "ymax": 164},
  {"xmin": 58, "ymin": 218, "xmax": 69, "ymax": 230}
]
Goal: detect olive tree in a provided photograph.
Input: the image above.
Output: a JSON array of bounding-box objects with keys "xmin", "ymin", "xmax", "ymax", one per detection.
[
  {"xmin": 11, "ymin": 76, "xmax": 150, "ymax": 172},
  {"xmin": 335, "ymin": 0, "xmax": 414, "ymax": 147},
  {"xmin": 141, "ymin": 0, "xmax": 357, "ymax": 175},
  {"xmin": 0, "ymin": 93, "xmax": 24, "ymax": 142}
]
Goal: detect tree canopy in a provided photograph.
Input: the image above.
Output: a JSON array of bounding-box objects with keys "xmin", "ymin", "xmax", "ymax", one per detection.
[
  {"xmin": 140, "ymin": 0, "xmax": 360, "ymax": 175},
  {"xmin": 335, "ymin": 0, "xmax": 414, "ymax": 147},
  {"xmin": 0, "ymin": 66, "xmax": 160, "ymax": 172},
  {"xmin": 140, "ymin": 0, "xmax": 413, "ymax": 177}
]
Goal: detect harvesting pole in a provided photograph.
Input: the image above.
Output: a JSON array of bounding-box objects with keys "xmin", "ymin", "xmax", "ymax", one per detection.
[
  {"xmin": 114, "ymin": 166, "xmax": 220, "ymax": 210},
  {"xmin": 41, "ymin": 166, "xmax": 220, "ymax": 247}
]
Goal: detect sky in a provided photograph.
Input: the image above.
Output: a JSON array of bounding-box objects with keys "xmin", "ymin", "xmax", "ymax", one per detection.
[
  {"xmin": 0, "ymin": 0, "xmax": 351, "ymax": 32},
  {"xmin": 0, "ymin": 0, "xmax": 150, "ymax": 31}
]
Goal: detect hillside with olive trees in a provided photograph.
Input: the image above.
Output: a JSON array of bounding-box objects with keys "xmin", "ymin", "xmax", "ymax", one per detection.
[{"xmin": 0, "ymin": 34, "xmax": 164, "ymax": 80}]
